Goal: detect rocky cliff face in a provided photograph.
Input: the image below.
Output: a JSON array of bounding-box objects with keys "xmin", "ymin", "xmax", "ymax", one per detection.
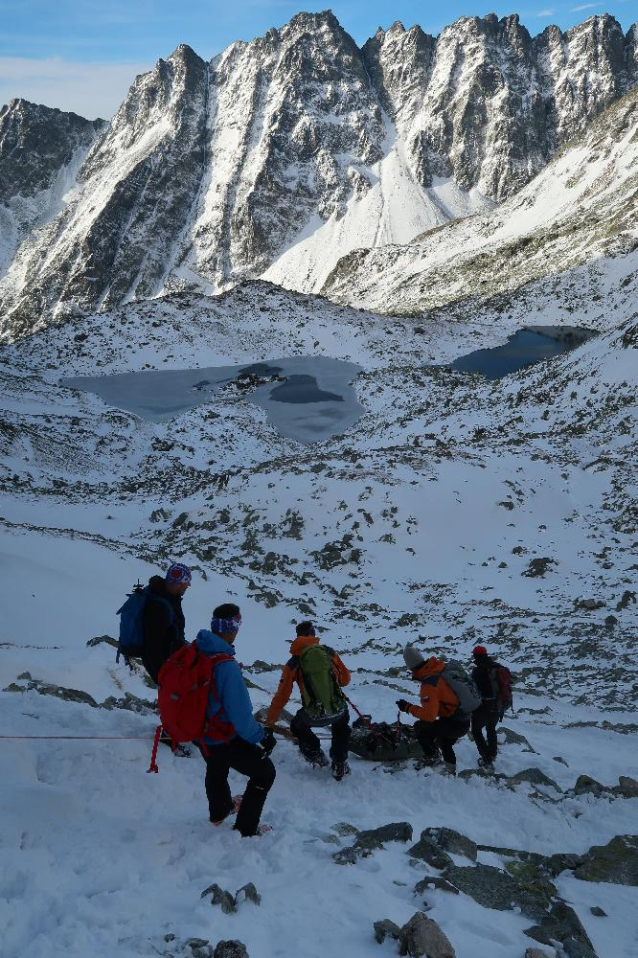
[
  {"xmin": 0, "ymin": 99, "xmax": 104, "ymax": 275},
  {"xmin": 322, "ymin": 86, "xmax": 638, "ymax": 315},
  {"xmin": 0, "ymin": 12, "xmax": 636, "ymax": 339}
]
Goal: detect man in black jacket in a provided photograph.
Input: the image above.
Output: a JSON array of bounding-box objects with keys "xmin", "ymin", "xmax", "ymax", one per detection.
[
  {"xmin": 471, "ymin": 645, "xmax": 504, "ymax": 769},
  {"xmin": 141, "ymin": 562, "xmax": 191, "ymax": 683}
]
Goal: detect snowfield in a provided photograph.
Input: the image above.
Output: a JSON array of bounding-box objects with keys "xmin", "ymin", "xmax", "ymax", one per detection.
[{"xmin": 1, "ymin": 251, "xmax": 636, "ymax": 956}]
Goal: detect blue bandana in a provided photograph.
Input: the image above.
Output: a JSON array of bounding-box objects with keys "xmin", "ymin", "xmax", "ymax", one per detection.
[{"xmin": 211, "ymin": 614, "xmax": 242, "ymax": 635}]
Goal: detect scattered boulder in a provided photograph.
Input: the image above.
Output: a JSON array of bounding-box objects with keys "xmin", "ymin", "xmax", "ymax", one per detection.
[
  {"xmin": 590, "ymin": 906, "xmax": 607, "ymax": 917},
  {"xmin": 373, "ymin": 919, "xmax": 402, "ymax": 944},
  {"xmin": 357, "ymin": 822, "xmax": 413, "ymax": 845},
  {"xmin": 613, "ymin": 776, "xmax": 638, "ymax": 799},
  {"xmin": 574, "ymin": 835, "xmax": 638, "ymax": 886},
  {"xmin": 499, "ymin": 727, "xmax": 536, "ymax": 751},
  {"xmin": 573, "ymin": 775, "xmax": 605, "ymax": 797},
  {"xmin": 522, "ymin": 558, "xmax": 556, "ymax": 578},
  {"xmin": 234, "ymin": 883, "xmax": 260, "ymax": 906},
  {"xmin": 507, "ymin": 768, "xmax": 562, "ymax": 792},
  {"xmin": 402, "ymin": 912, "xmax": 456, "ymax": 957},
  {"xmin": 213, "ymin": 943, "xmax": 249, "ymax": 958},
  {"xmin": 524, "ymin": 900, "xmax": 595, "ymax": 953},
  {"xmin": 200, "ymin": 884, "xmax": 236, "ymax": 914},
  {"xmin": 4, "ymin": 676, "xmax": 99, "ymax": 707},
  {"xmin": 331, "ymin": 822, "xmax": 359, "ymax": 837},
  {"xmin": 408, "ymin": 836, "xmax": 453, "ymax": 871},
  {"xmin": 573, "ymin": 598, "xmax": 605, "ymax": 611},
  {"xmin": 421, "ymin": 827, "xmax": 477, "ymax": 862},
  {"xmin": 615, "ymin": 590, "xmax": 636, "ymax": 611}
]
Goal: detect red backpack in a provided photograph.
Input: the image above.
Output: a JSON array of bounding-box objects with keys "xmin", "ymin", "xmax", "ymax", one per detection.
[
  {"xmin": 157, "ymin": 642, "xmax": 235, "ymax": 746},
  {"xmin": 489, "ymin": 664, "xmax": 513, "ymax": 718}
]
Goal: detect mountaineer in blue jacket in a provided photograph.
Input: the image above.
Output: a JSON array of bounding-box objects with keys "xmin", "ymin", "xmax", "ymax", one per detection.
[{"xmin": 195, "ymin": 603, "xmax": 276, "ymax": 837}]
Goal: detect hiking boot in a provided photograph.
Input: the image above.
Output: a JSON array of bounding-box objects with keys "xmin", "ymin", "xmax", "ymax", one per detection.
[
  {"xmin": 210, "ymin": 794, "xmax": 242, "ymax": 826},
  {"xmin": 303, "ymin": 749, "xmax": 329, "ymax": 768},
  {"xmin": 256, "ymin": 823, "xmax": 273, "ymax": 836},
  {"xmin": 478, "ymin": 757, "xmax": 495, "ymax": 771},
  {"xmin": 414, "ymin": 754, "xmax": 443, "ymax": 770},
  {"xmin": 331, "ymin": 760, "xmax": 350, "ymax": 782}
]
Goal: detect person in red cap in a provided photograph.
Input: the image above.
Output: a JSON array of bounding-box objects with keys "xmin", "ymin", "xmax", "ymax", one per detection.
[{"xmin": 470, "ymin": 646, "xmax": 512, "ymax": 769}]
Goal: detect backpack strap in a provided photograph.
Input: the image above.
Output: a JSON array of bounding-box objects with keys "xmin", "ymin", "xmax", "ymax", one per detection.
[{"xmin": 147, "ymin": 593, "xmax": 175, "ymax": 625}]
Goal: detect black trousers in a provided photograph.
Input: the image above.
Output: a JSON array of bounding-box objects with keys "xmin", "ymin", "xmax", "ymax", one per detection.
[
  {"xmin": 290, "ymin": 709, "xmax": 350, "ymax": 764},
  {"xmin": 471, "ymin": 705, "xmax": 499, "ymax": 762},
  {"xmin": 415, "ymin": 717, "xmax": 470, "ymax": 766},
  {"xmin": 202, "ymin": 738, "xmax": 276, "ymax": 837}
]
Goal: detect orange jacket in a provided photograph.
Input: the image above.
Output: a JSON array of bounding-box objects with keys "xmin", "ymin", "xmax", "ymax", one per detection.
[
  {"xmin": 266, "ymin": 634, "xmax": 351, "ymax": 725},
  {"xmin": 406, "ymin": 656, "xmax": 459, "ymax": 723}
]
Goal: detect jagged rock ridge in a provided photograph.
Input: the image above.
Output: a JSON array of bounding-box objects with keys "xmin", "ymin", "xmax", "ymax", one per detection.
[{"xmin": 0, "ymin": 11, "xmax": 637, "ymax": 339}]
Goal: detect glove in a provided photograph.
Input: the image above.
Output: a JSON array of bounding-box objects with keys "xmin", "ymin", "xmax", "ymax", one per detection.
[
  {"xmin": 261, "ymin": 727, "xmax": 276, "ymax": 756},
  {"xmin": 396, "ymin": 699, "xmax": 412, "ymax": 714}
]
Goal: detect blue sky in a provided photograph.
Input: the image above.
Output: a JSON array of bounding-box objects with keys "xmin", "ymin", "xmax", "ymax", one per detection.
[{"xmin": 0, "ymin": 1, "xmax": 635, "ymax": 118}]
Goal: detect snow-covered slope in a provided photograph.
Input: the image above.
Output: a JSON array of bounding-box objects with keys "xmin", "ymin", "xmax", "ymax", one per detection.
[
  {"xmin": 1, "ymin": 12, "xmax": 637, "ymax": 337},
  {"xmin": 1, "ymin": 225, "xmax": 637, "ymax": 957},
  {"xmin": 1, "ymin": 259, "xmax": 637, "ymax": 957},
  {"xmin": 323, "ymin": 86, "xmax": 638, "ymax": 315}
]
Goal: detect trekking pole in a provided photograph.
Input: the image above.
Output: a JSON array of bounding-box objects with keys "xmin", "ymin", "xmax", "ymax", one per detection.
[{"xmin": 147, "ymin": 724, "xmax": 162, "ymax": 773}]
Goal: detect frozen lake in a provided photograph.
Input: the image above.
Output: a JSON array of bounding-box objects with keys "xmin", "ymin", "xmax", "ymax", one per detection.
[
  {"xmin": 63, "ymin": 356, "xmax": 364, "ymax": 445},
  {"xmin": 450, "ymin": 326, "xmax": 597, "ymax": 380}
]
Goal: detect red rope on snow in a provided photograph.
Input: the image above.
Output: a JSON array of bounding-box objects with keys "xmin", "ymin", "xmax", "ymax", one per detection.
[{"xmin": 0, "ymin": 735, "xmax": 155, "ymax": 742}]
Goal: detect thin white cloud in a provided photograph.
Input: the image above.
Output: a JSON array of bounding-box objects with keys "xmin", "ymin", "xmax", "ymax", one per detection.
[
  {"xmin": 571, "ymin": 3, "xmax": 598, "ymax": 10},
  {"xmin": 0, "ymin": 57, "xmax": 153, "ymax": 120},
  {"xmin": 534, "ymin": 9, "xmax": 556, "ymax": 16}
]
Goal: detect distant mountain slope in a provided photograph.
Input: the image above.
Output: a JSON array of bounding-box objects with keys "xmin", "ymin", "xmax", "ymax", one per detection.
[
  {"xmin": 322, "ymin": 86, "xmax": 638, "ymax": 314},
  {"xmin": 0, "ymin": 12, "xmax": 636, "ymax": 339},
  {"xmin": 0, "ymin": 99, "xmax": 105, "ymax": 276}
]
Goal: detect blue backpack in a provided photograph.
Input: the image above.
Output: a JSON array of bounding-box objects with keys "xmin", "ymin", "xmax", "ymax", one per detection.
[{"xmin": 116, "ymin": 583, "xmax": 174, "ymax": 663}]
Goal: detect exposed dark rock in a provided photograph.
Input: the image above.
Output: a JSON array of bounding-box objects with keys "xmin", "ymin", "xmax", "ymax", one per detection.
[
  {"xmin": 522, "ymin": 557, "xmax": 556, "ymax": 577},
  {"xmin": 400, "ymin": 912, "xmax": 456, "ymax": 957},
  {"xmin": 373, "ymin": 919, "xmax": 402, "ymax": 944},
  {"xmin": 234, "ymin": 882, "xmax": 261, "ymax": 906},
  {"xmin": 507, "ymin": 768, "xmax": 562, "ymax": 792},
  {"xmin": 200, "ymin": 883, "xmax": 236, "ymax": 914},
  {"xmin": 408, "ymin": 836, "xmax": 454, "ymax": 870},
  {"xmin": 524, "ymin": 900, "xmax": 595, "ymax": 951},
  {"xmin": 574, "ymin": 835, "xmax": 638, "ymax": 886},
  {"xmin": 420, "ymin": 827, "xmax": 477, "ymax": 862},
  {"xmin": 613, "ymin": 776, "xmax": 638, "ymax": 799},
  {"xmin": 590, "ymin": 906, "xmax": 607, "ymax": 917},
  {"xmin": 573, "ymin": 775, "xmax": 606, "ymax": 797},
  {"xmin": 356, "ymin": 822, "xmax": 413, "ymax": 845},
  {"xmin": 443, "ymin": 863, "xmax": 553, "ymax": 920},
  {"xmin": 213, "ymin": 943, "xmax": 249, "ymax": 958}
]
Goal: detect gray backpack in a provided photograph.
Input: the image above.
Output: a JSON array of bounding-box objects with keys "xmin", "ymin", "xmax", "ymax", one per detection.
[{"xmin": 441, "ymin": 660, "xmax": 482, "ymax": 716}]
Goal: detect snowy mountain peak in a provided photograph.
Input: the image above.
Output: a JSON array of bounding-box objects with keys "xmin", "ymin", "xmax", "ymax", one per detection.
[{"xmin": 0, "ymin": 10, "xmax": 637, "ymax": 339}]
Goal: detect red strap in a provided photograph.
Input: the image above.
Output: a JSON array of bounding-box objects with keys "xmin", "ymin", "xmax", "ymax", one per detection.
[{"xmin": 147, "ymin": 724, "xmax": 162, "ymax": 773}]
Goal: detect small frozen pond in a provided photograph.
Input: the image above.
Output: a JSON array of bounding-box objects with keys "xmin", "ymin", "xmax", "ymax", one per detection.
[
  {"xmin": 62, "ymin": 356, "xmax": 364, "ymax": 445},
  {"xmin": 450, "ymin": 326, "xmax": 597, "ymax": 380}
]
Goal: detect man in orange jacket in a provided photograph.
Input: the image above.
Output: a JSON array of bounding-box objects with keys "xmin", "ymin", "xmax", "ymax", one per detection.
[
  {"xmin": 396, "ymin": 647, "xmax": 470, "ymax": 770},
  {"xmin": 265, "ymin": 621, "xmax": 352, "ymax": 780}
]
